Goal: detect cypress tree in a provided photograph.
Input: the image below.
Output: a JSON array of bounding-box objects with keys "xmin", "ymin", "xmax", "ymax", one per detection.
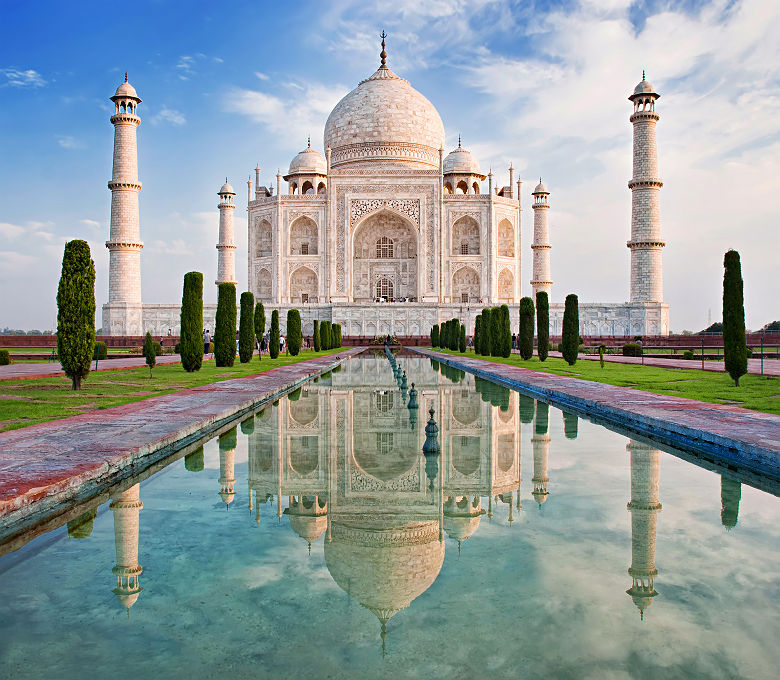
[
  {"xmin": 239, "ymin": 292, "xmax": 255, "ymax": 363},
  {"xmin": 333, "ymin": 323, "xmax": 342, "ymax": 348},
  {"xmin": 459, "ymin": 322, "xmax": 466, "ymax": 353},
  {"xmin": 519, "ymin": 297, "xmax": 535, "ymax": 360},
  {"xmin": 444, "ymin": 320, "xmax": 451, "ymax": 349},
  {"xmin": 561, "ymin": 293, "xmax": 579, "ymax": 366},
  {"xmin": 313, "ymin": 319, "xmax": 321, "ymax": 351},
  {"xmin": 143, "ymin": 331, "xmax": 156, "ymax": 378},
  {"xmin": 490, "ymin": 307, "xmax": 502, "ymax": 356},
  {"xmin": 287, "ymin": 308, "xmax": 302, "ymax": 356},
  {"xmin": 180, "ymin": 271, "xmax": 203, "ymax": 372},
  {"xmin": 500, "ymin": 304, "xmax": 511, "ymax": 357},
  {"xmin": 723, "ymin": 249, "xmax": 747, "ymax": 386},
  {"xmin": 254, "ymin": 301, "xmax": 265, "ymax": 360},
  {"xmin": 431, "ymin": 324, "xmax": 439, "ymax": 347},
  {"xmin": 481, "ymin": 308, "xmax": 492, "ymax": 357},
  {"xmin": 214, "ymin": 283, "xmax": 237, "ymax": 367},
  {"xmin": 474, "ymin": 315, "xmax": 482, "ymax": 355},
  {"xmin": 269, "ymin": 310, "xmax": 280, "ymax": 359},
  {"xmin": 451, "ymin": 319, "xmax": 459, "ymax": 351},
  {"xmin": 536, "ymin": 291, "xmax": 549, "ymax": 362},
  {"xmin": 321, "ymin": 321, "xmax": 331, "ymax": 350},
  {"xmin": 56, "ymin": 239, "xmax": 95, "ymax": 390}
]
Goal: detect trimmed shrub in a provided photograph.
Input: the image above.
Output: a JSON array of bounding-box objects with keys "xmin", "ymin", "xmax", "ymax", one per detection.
[
  {"xmin": 481, "ymin": 308, "xmax": 492, "ymax": 356},
  {"xmin": 287, "ymin": 309, "xmax": 302, "ymax": 356},
  {"xmin": 536, "ymin": 291, "xmax": 549, "ymax": 362},
  {"xmin": 143, "ymin": 331, "xmax": 156, "ymax": 378},
  {"xmin": 459, "ymin": 322, "xmax": 466, "ymax": 353},
  {"xmin": 683, "ymin": 350, "xmax": 695, "ymax": 360},
  {"xmin": 321, "ymin": 321, "xmax": 331, "ymax": 350},
  {"xmin": 519, "ymin": 297, "xmax": 535, "ymax": 360},
  {"xmin": 239, "ymin": 291, "xmax": 255, "ymax": 363},
  {"xmin": 431, "ymin": 323, "xmax": 439, "ymax": 348},
  {"xmin": 174, "ymin": 342, "xmax": 181, "ymax": 354},
  {"xmin": 474, "ymin": 315, "xmax": 482, "ymax": 355},
  {"xmin": 288, "ymin": 387, "xmax": 302, "ymax": 401},
  {"xmin": 746, "ymin": 347, "xmax": 753, "ymax": 358},
  {"xmin": 489, "ymin": 307, "xmax": 501, "ymax": 356},
  {"xmin": 214, "ymin": 283, "xmax": 237, "ymax": 367},
  {"xmin": 269, "ymin": 310, "xmax": 280, "ymax": 359},
  {"xmin": 561, "ymin": 293, "xmax": 579, "ymax": 366},
  {"xmin": 240, "ymin": 416, "xmax": 255, "ymax": 435},
  {"xmin": 622, "ymin": 343, "xmax": 642, "ymax": 357},
  {"xmin": 500, "ymin": 305, "xmax": 511, "ymax": 357},
  {"xmin": 93, "ymin": 341, "xmax": 107, "ymax": 360},
  {"xmin": 313, "ymin": 320, "xmax": 321, "ymax": 352},
  {"xmin": 254, "ymin": 302, "xmax": 265, "ymax": 361},
  {"xmin": 723, "ymin": 249, "xmax": 747, "ymax": 386},
  {"xmin": 180, "ymin": 271, "xmax": 203, "ymax": 372},
  {"xmin": 0, "ymin": 350, "xmax": 9, "ymax": 365},
  {"xmin": 333, "ymin": 323, "xmax": 342, "ymax": 348},
  {"xmin": 57, "ymin": 240, "xmax": 95, "ymax": 390}
]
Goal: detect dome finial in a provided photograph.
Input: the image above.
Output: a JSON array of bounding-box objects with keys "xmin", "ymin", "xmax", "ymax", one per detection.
[
  {"xmin": 458, "ymin": 134, "xmax": 461, "ymax": 148},
  {"xmin": 124, "ymin": 72, "xmax": 128, "ymax": 83},
  {"xmin": 380, "ymin": 30, "xmax": 388, "ymax": 68},
  {"xmin": 307, "ymin": 135, "xmax": 311, "ymax": 149},
  {"xmin": 642, "ymin": 69, "xmax": 645, "ymax": 80}
]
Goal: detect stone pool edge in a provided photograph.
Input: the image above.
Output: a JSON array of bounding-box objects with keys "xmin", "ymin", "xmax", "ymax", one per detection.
[
  {"xmin": 0, "ymin": 348, "xmax": 364, "ymax": 545},
  {"xmin": 411, "ymin": 348, "xmax": 780, "ymax": 480}
]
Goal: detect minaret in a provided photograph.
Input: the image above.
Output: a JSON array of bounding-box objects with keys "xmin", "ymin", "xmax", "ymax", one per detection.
[
  {"xmin": 530, "ymin": 179, "xmax": 552, "ymax": 299},
  {"xmin": 628, "ymin": 73, "xmax": 665, "ymax": 302},
  {"xmin": 218, "ymin": 427, "xmax": 237, "ymax": 507},
  {"xmin": 626, "ymin": 440, "xmax": 662, "ymax": 619},
  {"xmin": 104, "ymin": 74, "xmax": 144, "ymax": 336},
  {"xmin": 531, "ymin": 400, "xmax": 550, "ymax": 506},
  {"xmin": 216, "ymin": 180, "xmax": 237, "ymax": 286},
  {"xmin": 110, "ymin": 483, "xmax": 143, "ymax": 613}
]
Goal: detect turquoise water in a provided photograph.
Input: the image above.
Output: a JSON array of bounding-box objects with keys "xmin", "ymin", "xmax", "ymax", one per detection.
[{"xmin": 0, "ymin": 353, "xmax": 778, "ymax": 680}]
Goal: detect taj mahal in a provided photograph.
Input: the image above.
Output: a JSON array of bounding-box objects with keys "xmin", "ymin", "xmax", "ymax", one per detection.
[{"xmin": 102, "ymin": 37, "xmax": 669, "ymax": 337}]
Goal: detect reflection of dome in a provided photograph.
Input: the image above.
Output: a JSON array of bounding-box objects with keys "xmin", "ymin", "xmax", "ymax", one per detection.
[
  {"xmin": 443, "ymin": 515, "xmax": 482, "ymax": 542},
  {"xmin": 288, "ymin": 145, "xmax": 327, "ymax": 176},
  {"xmin": 324, "ymin": 57, "xmax": 445, "ymax": 168},
  {"xmin": 532, "ymin": 489, "xmax": 549, "ymax": 505},
  {"xmin": 289, "ymin": 514, "xmax": 327, "ymax": 544},
  {"xmin": 443, "ymin": 142, "xmax": 482, "ymax": 176},
  {"xmin": 324, "ymin": 521, "xmax": 444, "ymax": 625}
]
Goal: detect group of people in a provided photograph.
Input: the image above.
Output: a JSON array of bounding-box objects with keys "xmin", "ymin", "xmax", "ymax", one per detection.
[{"xmin": 200, "ymin": 329, "xmax": 297, "ymax": 358}]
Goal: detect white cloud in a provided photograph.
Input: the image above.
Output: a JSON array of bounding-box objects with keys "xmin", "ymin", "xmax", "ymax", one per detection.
[
  {"xmin": 151, "ymin": 106, "xmax": 187, "ymax": 126},
  {"xmin": 1, "ymin": 68, "xmax": 46, "ymax": 88},
  {"xmin": 80, "ymin": 219, "xmax": 101, "ymax": 231},
  {"xmin": 0, "ymin": 222, "xmax": 24, "ymax": 239},
  {"xmin": 0, "ymin": 251, "xmax": 38, "ymax": 269},
  {"xmin": 56, "ymin": 135, "xmax": 82, "ymax": 149},
  {"xmin": 254, "ymin": 71, "xmax": 269, "ymax": 81}
]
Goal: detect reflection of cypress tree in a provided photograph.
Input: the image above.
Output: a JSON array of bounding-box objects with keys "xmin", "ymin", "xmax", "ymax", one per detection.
[
  {"xmin": 535, "ymin": 401, "xmax": 549, "ymax": 435},
  {"xmin": 498, "ymin": 386, "xmax": 510, "ymax": 412},
  {"xmin": 184, "ymin": 446, "xmax": 204, "ymax": 472},
  {"xmin": 288, "ymin": 387, "xmax": 302, "ymax": 402},
  {"xmin": 720, "ymin": 476, "xmax": 742, "ymax": 529},
  {"xmin": 240, "ymin": 416, "xmax": 255, "ymax": 435},
  {"xmin": 430, "ymin": 358, "xmax": 439, "ymax": 371},
  {"xmin": 67, "ymin": 508, "xmax": 97, "ymax": 539},
  {"xmin": 563, "ymin": 411, "xmax": 579, "ymax": 439},
  {"xmin": 519, "ymin": 394, "xmax": 535, "ymax": 423},
  {"xmin": 219, "ymin": 427, "xmax": 237, "ymax": 451},
  {"xmin": 474, "ymin": 376, "xmax": 492, "ymax": 404}
]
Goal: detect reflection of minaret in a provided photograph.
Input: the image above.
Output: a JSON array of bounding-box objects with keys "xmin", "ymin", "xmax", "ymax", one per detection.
[
  {"xmin": 626, "ymin": 441, "xmax": 662, "ymax": 619},
  {"xmin": 532, "ymin": 401, "xmax": 550, "ymax": 506},
  {"xmin": 218, "ymin": 427, "xmax": 237, "ymax": 507},
  {"xmin": 110, "ymin": 483, "xmax": 143, "ymax": 613},
  {"xmin": 720, "ymin": 475, "xmax": 741, "ymax": 530}
]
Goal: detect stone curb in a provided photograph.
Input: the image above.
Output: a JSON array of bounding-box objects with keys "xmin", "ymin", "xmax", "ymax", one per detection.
[
  {"xmin": 0, "ymin": 348, "xmax": 364, "ymax": 545},
  {"xmin": 412, "ymin": 348, "xmax": 780, "ymax": 481}
]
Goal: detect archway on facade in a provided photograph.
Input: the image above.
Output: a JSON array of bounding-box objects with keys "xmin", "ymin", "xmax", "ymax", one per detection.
[
  {"xmin": 352, "ymin": 210, "xmax": 418, "ymax": 302},
  {"xmin": 290, "ymin": 216, "xmax": 318, "ymax": 255},
  {"xmin": 498, "ymin": 269, "xmax": 514, "ymax": 301},
  {"xmin": 452, "ymin": 266, "xmax": 480, "ymax": 304},
  {"xmin": 498, "ymin": 219, "xmax": 514, "ymax": 257},
  {"xmin": 256, "ymin": 268, "xmax": 272, "ymax": 301},
  {"xmin": 290, "ymin": 266, "xmax": 318, "ymax": 303},
  {"xmin": 256, "ymin": 219, "xmax": 272, "ymax": 257},
  {"xmin": 452, "ymin": 216, "xmax": 480, "ymax": 255}
]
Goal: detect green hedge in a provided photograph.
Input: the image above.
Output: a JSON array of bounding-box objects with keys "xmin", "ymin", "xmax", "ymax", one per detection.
[
  {"xmin": 180, "ymin": 271, "xmax": 203, "ymax": 372},
  {"xmin": 622, "ymin": 343, "xmax": 642, "ymax": 357},
  {"xmin": 313, "ymin": 320, "xmax": 321, "ymax": 352},
  {"xmin": 561, "ymin": 294, "xmax": 579, "ymax": 366},
  {"xmin": 536, "ymin": 291, "xmax": 549, "ymax": 362},
  {"xmin": 93, "ymin": 341, "xmax": 107, "ymax": 360},
  {"xmin": 269, "ymin": 310, "xmax": 280, "ymax": 358},
  {"xmin": 287, "ymin": 308, "xmax": 302, "ymax": 356},
  {"xmin": 0, "ymin": 349, "xmax": 9, "ymax": 366},
  {"xmin": 519, "ymin": 297, "xmax": 534, "ymax": 360},
  {"xmin": 214, "ymin": 283, "xmax": 237, "ymax": 367},
  {"xmin": 239, "ymin": 291, "xmax": 255, "ymax": 363}
]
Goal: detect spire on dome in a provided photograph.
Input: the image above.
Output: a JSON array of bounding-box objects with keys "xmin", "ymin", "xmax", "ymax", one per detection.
[
  {"xmin": 307, "ymin": 135, "xmax": 311, "ymax": 149},
  {"xmin": 124, "ymin": 72, "xmax": 128, "ymax": 83},
  {"xmin": 458, "ymin": 134, "xmax": 461, "ymax": 148},
  {"xmin": 380, "ymin": 30, "xmax": 387, "ymax": 68},
  {"xmin": 643, "ymin": 69, "xmax": 645, "ymax": 80}
]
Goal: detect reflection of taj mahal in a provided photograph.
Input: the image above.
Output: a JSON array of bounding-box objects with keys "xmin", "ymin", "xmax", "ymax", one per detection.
[{"xmin": 102, "ymin": 38, "xmax": 669, "ymax": 336}]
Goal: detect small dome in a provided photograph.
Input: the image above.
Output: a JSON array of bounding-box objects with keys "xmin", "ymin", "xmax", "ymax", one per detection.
[
  {"xmin": 443, "ymin": 142, "xmax": 482, "ymax": 176},
  {"xmin": 532, "ymin": 490, "xmax": 549, "ymax": 505},
  {"xmin": 443, "ymin": 514, "xmax": 483, "ymax": 542},
  {"xmin": 287, "ymin": 146, "xmax": 327, "ymax": 176},
  {"xmin": 533, "ymin": 180, "xmax": 549, "ymax": 194},
  {"xmin": 289, "ymin": 514, "xmax": 327, "ymax": 544},
  {"xmin": 113, "ymin": 77, "xmax": 140, "ymax": 101},
  {"xmin": 634, "ymin": 79, "xmax": 655, "ymax": 95},
  {"xmin": 219, "ymin": 180, "xmax": 235, "ymax": 195}
]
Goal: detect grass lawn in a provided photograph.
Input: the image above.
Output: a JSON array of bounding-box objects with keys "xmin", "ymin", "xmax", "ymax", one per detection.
[
  {"xmin": 0, "ymin": 348, "xmax": 346, "ymax": 432},
  {"xmin": 431, "ymin": 349, "xmax": 780, "ymax": 415}
]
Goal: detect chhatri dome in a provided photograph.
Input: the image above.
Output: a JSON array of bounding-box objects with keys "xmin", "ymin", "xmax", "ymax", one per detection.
[
  {"xmin": 632, "ymin": 71, "xmax": 658, "ymax": 97},
  {"xmin": 323, "ymin": 32, "xmax": 445, "ymax": 169},
  {"xmin": 287, "ymin": 138, "xmax": 327, "ymax": 176},
  {"xmin": 112, "ymin": 73, "xmax": 140, "ymax": 101},
  {"xmin": 443, "ymin": 137, "xmax": 484, "ymax": 177}
]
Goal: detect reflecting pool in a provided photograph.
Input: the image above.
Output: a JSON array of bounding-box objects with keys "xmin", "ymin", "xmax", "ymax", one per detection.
[{"xmin": 0, "ymin": 352, "xmax": 778, "ymax": 679}]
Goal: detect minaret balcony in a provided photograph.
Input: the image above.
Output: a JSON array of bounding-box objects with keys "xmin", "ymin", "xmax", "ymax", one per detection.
[
  {"xmin": 628, "ymin": 178, "xmax": 663, "ymax": 189},
  {"xmin": 108, "ymin": 180, "xmax": 142, "ymax": 191}
]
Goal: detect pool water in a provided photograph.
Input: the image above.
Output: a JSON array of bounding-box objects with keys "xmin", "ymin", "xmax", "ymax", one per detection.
[{"xmin": 0, "ymin": 353, "xmax": 778, "ymax": 679}]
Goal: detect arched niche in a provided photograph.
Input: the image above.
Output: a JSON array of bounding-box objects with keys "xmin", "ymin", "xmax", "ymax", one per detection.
[
  {"xmin": 498, "ymin": 268, "xmax": 514, "ymax": 301},
  {"xmin": 352, "ymin": 210, "xmax": 418, "ymax": 302},
  {"xmin": 255, "ymin": 219, "xmax": 272, "ymax": 257},
  {"xmin": 452, "ymin": 266, "xmax": 479, "ymax": 304},
  {"xmin": 498, "ymin": 219, "xmax": 514, "ymax": 257},
  {"xmin": 290, "ymin": 266, "xmax": 317, "ymax": 303},
  {"xmin": 290, "ymin": 216, "xmax": 318, "ymax": 255},
  {"xmin": 452, "ymin": 216, "xmax": 480, "ymax": 255},
  {"xmin": 256, "ymin": 268, "xmax": 272, "ymax": 301}
]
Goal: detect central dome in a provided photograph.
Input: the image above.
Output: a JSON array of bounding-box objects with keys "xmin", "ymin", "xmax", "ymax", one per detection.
[{"xmin": 324, "ymin": 63, "xmax": 445, "ymax": 169}]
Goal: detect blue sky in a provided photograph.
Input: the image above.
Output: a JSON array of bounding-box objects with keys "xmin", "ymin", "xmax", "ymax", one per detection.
[{"xmin": 1, "ymin": 0, "xmax": 778, "ymax": 331}]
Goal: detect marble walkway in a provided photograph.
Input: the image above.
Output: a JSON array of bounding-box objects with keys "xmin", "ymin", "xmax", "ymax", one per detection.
[
  {"xmin": 415, "ymin": 348, "xmax": 780, "ymax": 478},
  {"xmin": 0, "ymin": 354, "xmax": 184, "ymax": 380},
  {"xmin": 0, "ymin": 348, "xmax": 363, "ymax": 542}
]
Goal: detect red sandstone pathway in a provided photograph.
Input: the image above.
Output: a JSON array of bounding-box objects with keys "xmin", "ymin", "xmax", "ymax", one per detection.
[
  {"xmin": 550, "ymin": 351, "xmax": 780, "ymax": 376},
  {"xmin": 417, "ymin": 348, "xmax": 780, "ymax": 466},
  {"xmin": 0, "ymin": 348, "xmax": 363, "ymax": 539},
  {"xmin": 0, "ymin": 354, "xmax": 185, "ymax": 381}
]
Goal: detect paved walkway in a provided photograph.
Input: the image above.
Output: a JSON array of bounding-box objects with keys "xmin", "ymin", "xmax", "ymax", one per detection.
[
  {"xmin": 0, "ymin": 354, "xmax": 184, "ymax": 380},
  {"xmin": 415, "ymin": 349, "xmax": 779, "ymax": 478},
  {"xmin": 555, "ymin": 351, "xmax": 780, "ymax": 376},
  {"xmin": 0, "ymin": 348, "xmax": 363, "ymax": 543}
]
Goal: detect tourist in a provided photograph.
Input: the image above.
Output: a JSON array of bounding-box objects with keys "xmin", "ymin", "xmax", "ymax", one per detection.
[
  {"xmin": 280, "ymin": 335, "xmax": 285, "ymax": 354},
  {"xmin": 203, "ymin": 329, "xmax": 211, "ymax": 356},
  {"xmin": 260, "ymin": 335, "xmax": 267, "ymax": 354}
]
